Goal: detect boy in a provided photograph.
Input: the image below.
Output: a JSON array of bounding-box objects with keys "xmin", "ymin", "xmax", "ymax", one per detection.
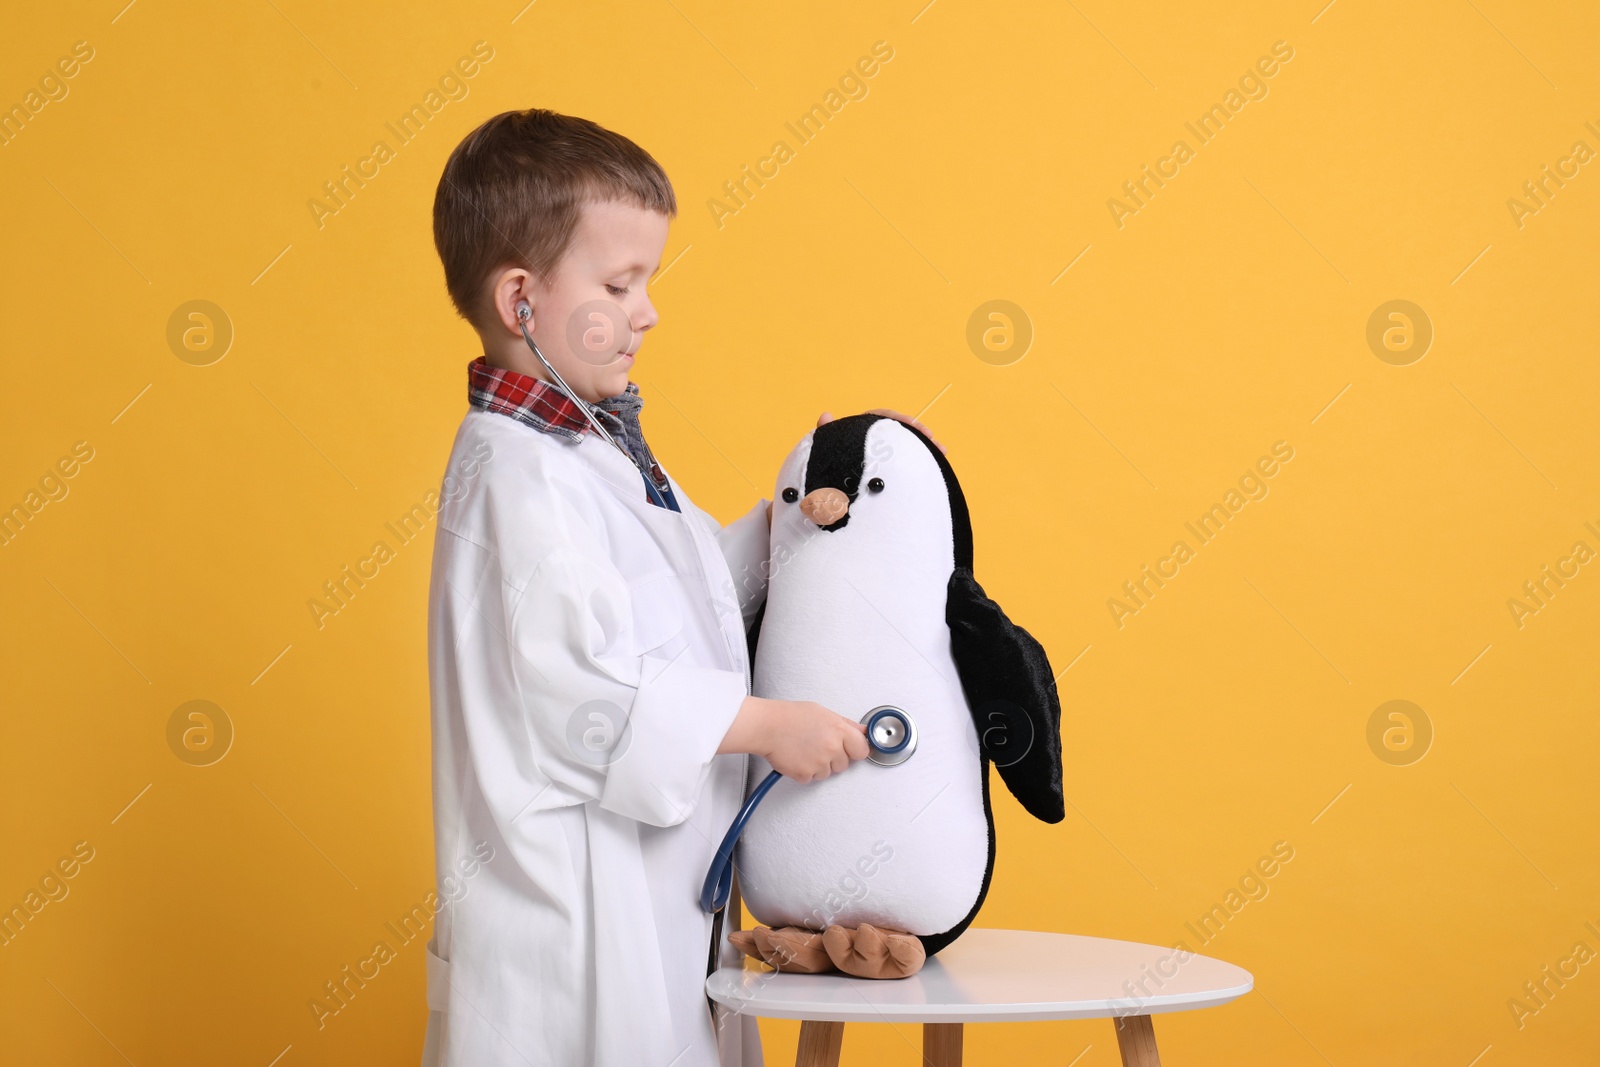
[{"xmin": 420, "ymin": 109, "xmax": 937, "ymax": 1067}]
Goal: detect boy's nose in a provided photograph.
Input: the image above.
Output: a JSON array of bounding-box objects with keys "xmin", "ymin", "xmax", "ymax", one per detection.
[
  {"xmin": 635, "ymin": 295, "xmax": 659, "ymax": 333},
  {"xmin": 799, "ymin": 488, "xmax": 849, "ymax": 526}
]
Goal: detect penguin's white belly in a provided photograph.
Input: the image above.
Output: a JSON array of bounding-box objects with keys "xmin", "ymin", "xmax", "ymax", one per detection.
[{"xmin": 739, "ymin": 603, "xmax": 990, "ymax": 936}]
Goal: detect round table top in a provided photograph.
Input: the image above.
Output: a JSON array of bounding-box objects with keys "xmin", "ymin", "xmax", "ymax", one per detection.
[{"xmin": 706, "ymin": 928, "xmax": 1254, "ymax": 1023}]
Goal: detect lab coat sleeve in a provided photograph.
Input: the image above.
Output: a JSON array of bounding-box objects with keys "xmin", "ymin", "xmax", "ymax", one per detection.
[
  {"xmin": 708, "ymin": 498, "xmax": 771, "ymax": 624},
  {"xmin": 503, "ymin": 546, "xmax": 749, "ymax": 828}
]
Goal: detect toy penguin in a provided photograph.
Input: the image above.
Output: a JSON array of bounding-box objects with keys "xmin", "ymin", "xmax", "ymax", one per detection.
[{"xmin": 729, "ymin": 413, "xmax": 1064, "ymax": 980}]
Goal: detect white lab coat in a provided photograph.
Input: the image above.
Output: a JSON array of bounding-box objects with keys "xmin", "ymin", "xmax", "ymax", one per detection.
[{"xmin": 420, "ymin": 408, "xmax": 770, "ymax": 1067}]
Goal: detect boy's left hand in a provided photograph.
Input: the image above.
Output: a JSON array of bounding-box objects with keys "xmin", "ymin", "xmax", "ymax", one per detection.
[{"xmin": 766, "ymin": 410, "xmax": 946, "ymax": 528}]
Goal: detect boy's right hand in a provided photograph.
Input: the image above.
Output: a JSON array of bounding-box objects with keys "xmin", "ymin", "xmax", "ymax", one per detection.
[{"xmin": 719, "ymin": 696, "xmax": 871, "ymax": 784}]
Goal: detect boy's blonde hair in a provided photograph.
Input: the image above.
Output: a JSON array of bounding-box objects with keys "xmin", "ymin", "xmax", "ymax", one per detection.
[{"xmin": 432, "ymin": 108, "xmax": 677, "ymax": 326}]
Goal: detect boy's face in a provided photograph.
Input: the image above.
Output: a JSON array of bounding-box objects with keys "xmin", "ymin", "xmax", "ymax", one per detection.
[{"xmin": 525, "ymin": 199, "xmax": 669, "ymax": 403}]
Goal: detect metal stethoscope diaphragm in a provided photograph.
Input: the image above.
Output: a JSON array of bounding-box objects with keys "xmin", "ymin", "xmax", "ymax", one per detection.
[
  {"xmin": 699, "ymin": 704, "xmax": 919, "ymax": 914},
  {"xmin": 860, "ymin": 705, "xmax": 916, "ymax": 766}
]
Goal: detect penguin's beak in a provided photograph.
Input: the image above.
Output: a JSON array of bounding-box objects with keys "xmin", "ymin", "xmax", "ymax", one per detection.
[{"xmin": 798, "ymin": 487, "xmax": 849, "ymax": 527}]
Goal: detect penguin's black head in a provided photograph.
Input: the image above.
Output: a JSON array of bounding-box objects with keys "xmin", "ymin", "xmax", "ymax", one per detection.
[{"xmin": 774, "ymin": 413, "xmax": 973, "ymax": 569}]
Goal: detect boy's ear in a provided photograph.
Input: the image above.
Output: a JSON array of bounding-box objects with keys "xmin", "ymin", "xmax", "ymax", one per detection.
[{"xmin": 487, "ymin": 266, "xmax": 536, "ymax": 335}]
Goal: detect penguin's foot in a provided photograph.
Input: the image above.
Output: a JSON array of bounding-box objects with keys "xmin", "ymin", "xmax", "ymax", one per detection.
[
  {"xmin": 822, "ymin": 922, "xmax": 926, "ymax": 979},
  {"xmin": 728, "ymin": 925, "xmax": 835, "ymax": 973}
]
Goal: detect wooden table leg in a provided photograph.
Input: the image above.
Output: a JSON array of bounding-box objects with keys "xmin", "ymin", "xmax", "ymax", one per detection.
[
  {"xmin": 1114, "ymin": 1014, "xmax": 1161, "ymax": 1066},
  {"xmin": 923, "ymin": 1021, "xmax": 963, "ymax": 1066},
  {"xmin": 795, "ymin": 1020, "xmax": 844, "ymax": 1067}
]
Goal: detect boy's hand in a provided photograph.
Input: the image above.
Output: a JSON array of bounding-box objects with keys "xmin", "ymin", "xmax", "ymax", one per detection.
[
  {"xmin": 762, "ymin": 700, "xmax": 871, "ymax": 783},
  {"xmin": 817, "ymin": 409, "xmax": 947, "ymax": 454},
  {"xmin": 719, "ymin": 696, "xmax": 870, "ymax": 784}
]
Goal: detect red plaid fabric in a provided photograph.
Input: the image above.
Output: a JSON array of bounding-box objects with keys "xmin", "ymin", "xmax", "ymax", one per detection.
[
  {"xmin": 466, "ymin": 355, "xmax": 681, "ymax": 511},
  {"xmin": 467, "ymin": 356, "xmax": 592, "ymax": 440}
]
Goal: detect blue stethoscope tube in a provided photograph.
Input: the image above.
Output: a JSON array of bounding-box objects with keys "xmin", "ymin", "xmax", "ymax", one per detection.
[
  {"xmin": 700, "ymin": 706, "xmax": 916, "ymax": 914},
  {"xmin": 700, "ymin": 767, "xmax": 782, "ymax": 914}
]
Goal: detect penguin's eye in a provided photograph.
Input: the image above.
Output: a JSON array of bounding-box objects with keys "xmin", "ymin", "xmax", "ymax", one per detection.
[
  {"xmin": 781, "ymin": 487, "xmax": 799, "ymax": 503},
  {"xmin": 867, "ymin": 478, "xmax": 885, "ymax": 493}
]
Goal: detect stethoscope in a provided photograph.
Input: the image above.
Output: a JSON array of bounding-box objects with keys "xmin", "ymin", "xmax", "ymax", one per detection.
[
  {"xmin": 699, "ymin": 705, "xmax": 918, "ymax": 914},
  {"xmin": 514, "ymin": 300, "xmax": 671, "ymax": 510}
]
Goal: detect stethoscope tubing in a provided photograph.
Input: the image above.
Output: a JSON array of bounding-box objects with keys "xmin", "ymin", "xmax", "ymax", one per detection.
[
  {"xmin": 517, "ymin": 317, "xmax": 669, "ymax": 509},
  {"xmin": 700, "ymin": 768, "xmax": 782, "ymax": 914}
]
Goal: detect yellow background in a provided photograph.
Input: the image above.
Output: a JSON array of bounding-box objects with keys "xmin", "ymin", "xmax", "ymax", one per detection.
[{"xmin": 2, "ymin": 0, "xmax": 1597, "ymax": 1063}]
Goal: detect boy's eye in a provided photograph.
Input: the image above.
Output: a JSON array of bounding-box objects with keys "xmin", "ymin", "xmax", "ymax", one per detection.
[
  {"xmin": 867, "ymin": 478, "xmax": 885, "ymax": 492},
  {"xmin": 605, "ymin": 284, "xmax": 629, "ymax": 296},
  {"xmin": 781, "ymin": 487, "xmax": 799, "ymax": 503}
]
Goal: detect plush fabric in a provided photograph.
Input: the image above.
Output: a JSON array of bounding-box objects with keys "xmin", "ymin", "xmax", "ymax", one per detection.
[
  {"xmin": 735, "ymin": 414, "xmax": 1063, "ymax": 977},
  {"xmin": 728, "ymin": 923, "xmax": 926, "ymax": 980},
  {"xmin": 947, "ymin": 568, "xmax": 1065, "ymax": 824}
]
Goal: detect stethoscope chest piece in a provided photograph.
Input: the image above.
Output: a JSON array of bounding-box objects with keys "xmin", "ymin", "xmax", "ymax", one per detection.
[{"xmin": 861, "ymin": 705, "xmax": 917, "ymax": 766}]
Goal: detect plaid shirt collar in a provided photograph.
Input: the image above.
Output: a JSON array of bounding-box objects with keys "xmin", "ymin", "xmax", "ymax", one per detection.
[
  {"xmin": 466, "ymin": 356, "xmax": 681, "ymax": 511},
  {"xmin": 467, "ymin": 355, "xmax": 638, "ymax": 443}
]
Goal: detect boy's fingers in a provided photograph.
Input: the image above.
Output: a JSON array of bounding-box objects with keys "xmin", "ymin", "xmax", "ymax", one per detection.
[{"xmin": 816, "ymin": 411, "xmax": 834, "ymax": 427}]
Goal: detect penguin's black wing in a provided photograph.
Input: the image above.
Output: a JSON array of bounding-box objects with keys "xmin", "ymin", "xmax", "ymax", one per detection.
[{"xmin": 946, "ymin": 567, "xmax": 1064, "ymax": 824}]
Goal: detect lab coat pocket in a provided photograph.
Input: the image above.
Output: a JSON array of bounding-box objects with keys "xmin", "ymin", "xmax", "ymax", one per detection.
[{"xmin": 629, "ymin": 572, "xmax": 690, "ymax": 660}]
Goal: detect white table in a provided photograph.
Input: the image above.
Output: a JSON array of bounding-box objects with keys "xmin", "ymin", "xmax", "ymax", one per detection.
[{"xmin": 706, "ymin": 927, "xmax": 1253, "ymax": 1066}]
